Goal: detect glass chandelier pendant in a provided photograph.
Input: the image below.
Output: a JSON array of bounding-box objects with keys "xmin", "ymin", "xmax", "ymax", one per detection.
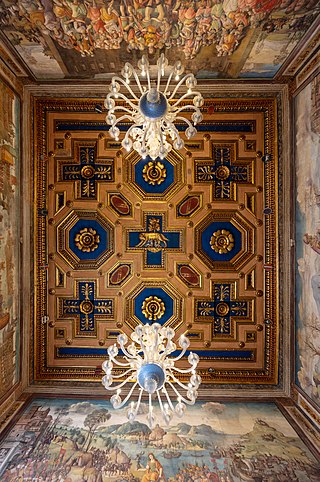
[
  {"xmin": 105, "ymin": 54, "xmax": 204, "ymax": 161},
  {"xmin": 101, "ymin": 323, "xmax": 201, "ymax": 428}
]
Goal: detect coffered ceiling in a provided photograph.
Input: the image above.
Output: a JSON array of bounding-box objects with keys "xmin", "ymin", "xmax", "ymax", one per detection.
[
  {"xmin": 32, "ymin": 96, "xmax": 279, "ymax": 387},
  {"xmin": 2, "ymin": 1, "xmax": 317, "ymax": 395}
]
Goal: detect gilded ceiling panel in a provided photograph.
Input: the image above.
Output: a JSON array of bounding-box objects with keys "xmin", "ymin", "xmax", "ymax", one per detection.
[{"xmin": 34, "ymin": 97, "xmax": 278, "ymax": 386}]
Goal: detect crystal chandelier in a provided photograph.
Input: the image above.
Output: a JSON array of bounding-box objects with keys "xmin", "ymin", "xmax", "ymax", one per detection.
[
  {"xmin": 101, "ymin": 323, "xmax": 201, "ymax": 427},
  {"xmin": 104, "ymin": 54, "xmax": 204, "ymax": 161}
]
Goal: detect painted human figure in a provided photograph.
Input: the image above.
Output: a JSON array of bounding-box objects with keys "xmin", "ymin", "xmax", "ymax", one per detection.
[
  {"xmin": 142, "ymin": 453, "xmax": 165, "ymax": 482},
  {"xmin": 303, "ymin": 231, "xmax": 320, "ymax": 255}
]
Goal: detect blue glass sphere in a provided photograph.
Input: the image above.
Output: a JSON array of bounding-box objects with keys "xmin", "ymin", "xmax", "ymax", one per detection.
[
  {"xmin": 138, "ymin": 363, "xmax": 165, "ymax": 392},
  {"xmin": 139, "ymin": 91, "xmax": 168, "ymax": 119}
]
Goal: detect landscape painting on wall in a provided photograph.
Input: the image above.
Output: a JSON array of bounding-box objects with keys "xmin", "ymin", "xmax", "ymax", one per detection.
[
  {"xmin": 295, "ymin": 73, "xmax": 320, "ymax": 412},
  {"xmin": 0, "ymin": 78, "xmax": 20, "ymax": 401},
  {"xmin": 0, "ymin": 397, "xmax": 319, "ymax": 481}
]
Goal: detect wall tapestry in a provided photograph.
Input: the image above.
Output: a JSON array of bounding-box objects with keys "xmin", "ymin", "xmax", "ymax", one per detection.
[
  {"xmin": 0, "ymin": 0, "xmax": 319, "ymax": 79},
  {"xmin": 295, "ymin": 73, "xmax": 320, "ymax": 414},
  {"xmin": 0, "ymin": 78, "xmax": 20, "ymax": 401},
  {"xmin": 33, "ymin": 97, "xmax": 278, "ymax": 386},
  {"xmin": 0, "ymin": 398, "xmax": 319, "ymax": 481}
]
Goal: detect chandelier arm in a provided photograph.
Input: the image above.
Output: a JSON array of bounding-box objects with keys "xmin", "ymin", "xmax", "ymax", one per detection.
[
  {"xmin": 146, "ymin": 65, "xmax": 151, "ymax": 92},
  {"xmin": 171, "ymin": 105, "xmax": 199, "ymax": 115},
  {"xmin": 108, "ymin": 354, "xmax": 132, "ymax": 367},
  {"xmin": 167, "ymin": 371, "xmax": 192, "ymax": 391},
  {"xmin": 156, "ymin": 389, "xmax": 165, "ymax": 414},
  {"xmin": 170, "ymin": 365, "xmax": 197, "ymax": 374},
  {"xmin": 128, "ymin": 68, "xmax": 146, "ymax": 96},
  {"xmin": 141, "ymin": 123, "xmax": 148, "ymax": 151},
  {"xmin": 106, "ymin": 376, "xmax": 137, "ymax": 393},
  {"xmin": 110, "ymin": 76, "xmax": 141, "ymax": 101},
  {"xmin": 175, "ymin": 116, "xmax": 194, "ymax": 129},
  {"xmin": 150, "ymin": 330, "xmax": 161, "ymax": 358},
  {"xmin": 159, "ymin": 127, "xmax": 165, "ymax": 149},
  {"xmin": 167, "ymin": 74, "xmax": 197, "ymax": 100},
  {"xmin": 111, "ymin": 367, "xmax": 137, "ymax": 379},
  {"xmin": 168, "ymin": 346, "xmax": 188, "ymax": 363},
  {"xmin": 108, "ymin": 92, "xmax": 139, "ymax": 111},
  {"xmin": 158, "ymin": 344, "xmax": 177, "ymax": 362},
  {"xmin": 161, "ymin": 385, "xmax": 175, "ymax": 412},
  {"xmin": 131, "ymin": 387, "xmax": 144, "ymax": 419},
  {"xmin": 163, "ymin": 71, "xmax": 174, "ymax": 96},
  {"xmin": 137, "ymin": 335, "xmax": 148, "ymax": 356},
  {"xmin": 157, "ymin": 60, "xmax": 161, "ymax": 92},
  {"xmin": 163, "ymin": 116, "xmax": 193, "ymax": 136},
  {"xmin": 167, "ymin": 380, "xmax": 196, "ymax": 406},
  {"xmin": 123, "ymin": 124, "xmax": 142, "ymax": 144},
  {"xmin": 148, "ymin": 393, "xmax": 154, "ymax": 425},
  {"xmin": 109, "ymin": 106, "xmax": 137, "ymax": 116},
  {"xmin": 114, "ymin": 382, "xmax": 139, "ymax": 409},
  {"xmin": 171, "ymin": 90, "xmax": 203, "ymax": 107},
  {"xmin": 118, "ymin": 343, "xmax": 142, "ymax": 361},
  {"xmin": 157, "ymin": 53, "xmax": 166, "ymax": 92},
  {"xmin": 164, "ymin": 123, "xmax": 181, "ymax": 142},
  {"xmin": 111, "ymin": 114, "xmax": 137, "ymax": 127}
]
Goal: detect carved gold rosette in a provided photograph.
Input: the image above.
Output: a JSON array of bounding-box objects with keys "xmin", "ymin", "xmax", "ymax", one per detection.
[
  {"xmin": 141, "ymin": 295, "xmax": 165, "ymax": 320},
  {"xmin": 142, "ymin": 161, "xmax": 167, "ymax": 185},
  {"xmin": 75, "ymin": 227, "xmax": 100, "ymax": 252},
  {"xmin": 210, "ymin": 229, "xmax": 234, "ymax": 254}
]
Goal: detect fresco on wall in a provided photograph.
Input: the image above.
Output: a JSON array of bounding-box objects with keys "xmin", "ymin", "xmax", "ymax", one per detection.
[
  {"xmin": 296, "ymin": 76, "xmax": 320, "ymax": 408},
  {"xmin": 0, "ymin": 0, "xmax": 319, "ymax": 80},
  {"xmin": 0, "ymin": 79, "xmax": 20, "ymax": 400},
  {"xmin": 295, "ymin": 73, "xmax": 320, "ymax": 411},
  {"xmin": 0, "ymin": 398, "xmax": 319, "ymax": 481}
]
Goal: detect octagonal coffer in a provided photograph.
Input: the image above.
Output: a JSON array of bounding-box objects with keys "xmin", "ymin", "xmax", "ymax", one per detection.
[
  {"xmin": 194, "ymin": 211, "xmax": 255, "ymax": 271},
  {"xmin": 125, "ymin": 149, "xmax": 185, "ymax": 200},
  {"xmin": 57, "ymin": 210, "xmax": 114, "ymax": 270},
  {"xmin": 124, "ymin": 281, "xmax": 184, "ymax": 331}
]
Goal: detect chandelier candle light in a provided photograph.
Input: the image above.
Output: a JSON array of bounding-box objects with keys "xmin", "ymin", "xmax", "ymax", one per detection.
[
  {"xmin": 105, "ymin": 54, "xmax": 204, "ymax": 160},
  {"xmin": 101, "ymin": 323, "xmax": 201, "ymax": 427}
]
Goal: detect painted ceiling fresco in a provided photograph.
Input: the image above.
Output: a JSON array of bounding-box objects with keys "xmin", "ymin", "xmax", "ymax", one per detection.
[
  {"xmin": 33, "ymin": 96, "xmax": 278, "ymax": 386},
  {"xmin": 0, "ymin": 0, "xmax": 319, "ymax": 80}
]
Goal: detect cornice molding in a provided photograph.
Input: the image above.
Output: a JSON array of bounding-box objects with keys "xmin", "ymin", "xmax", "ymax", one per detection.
[
  {"xmin": 23, "ymin": 82, "xmax": 287, "ymax": 98},
  {"xmin": 23, "ymin": 384, "xmax": 289, "ymax": 399}
]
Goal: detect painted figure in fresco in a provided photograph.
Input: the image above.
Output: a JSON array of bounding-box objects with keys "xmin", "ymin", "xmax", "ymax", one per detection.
[
  {"xmin": 303, "ymin": 231, "xmax": 320, "ymax": 255},
  {"xmin": 142, "ymin": 453, "xmax": 165, "ymax": 482},
  {"xmin": 1, "ymin": 0, "xmax": 319, "ymax": 64}
]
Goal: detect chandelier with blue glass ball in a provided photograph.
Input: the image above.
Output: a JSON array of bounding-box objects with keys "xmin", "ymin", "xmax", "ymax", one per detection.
[
  {"xmin": 104, "ymin": 54, "xmax": 204, "ymax": 161},
  {"xmin": 101, "ymin": 323, "xmax": 201, "ymax": 428}
]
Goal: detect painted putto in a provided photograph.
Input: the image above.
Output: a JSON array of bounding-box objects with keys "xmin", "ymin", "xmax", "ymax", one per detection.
[{"xmin": 0, "ymin": 0, "xmax": 318, "ymax": 61}]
